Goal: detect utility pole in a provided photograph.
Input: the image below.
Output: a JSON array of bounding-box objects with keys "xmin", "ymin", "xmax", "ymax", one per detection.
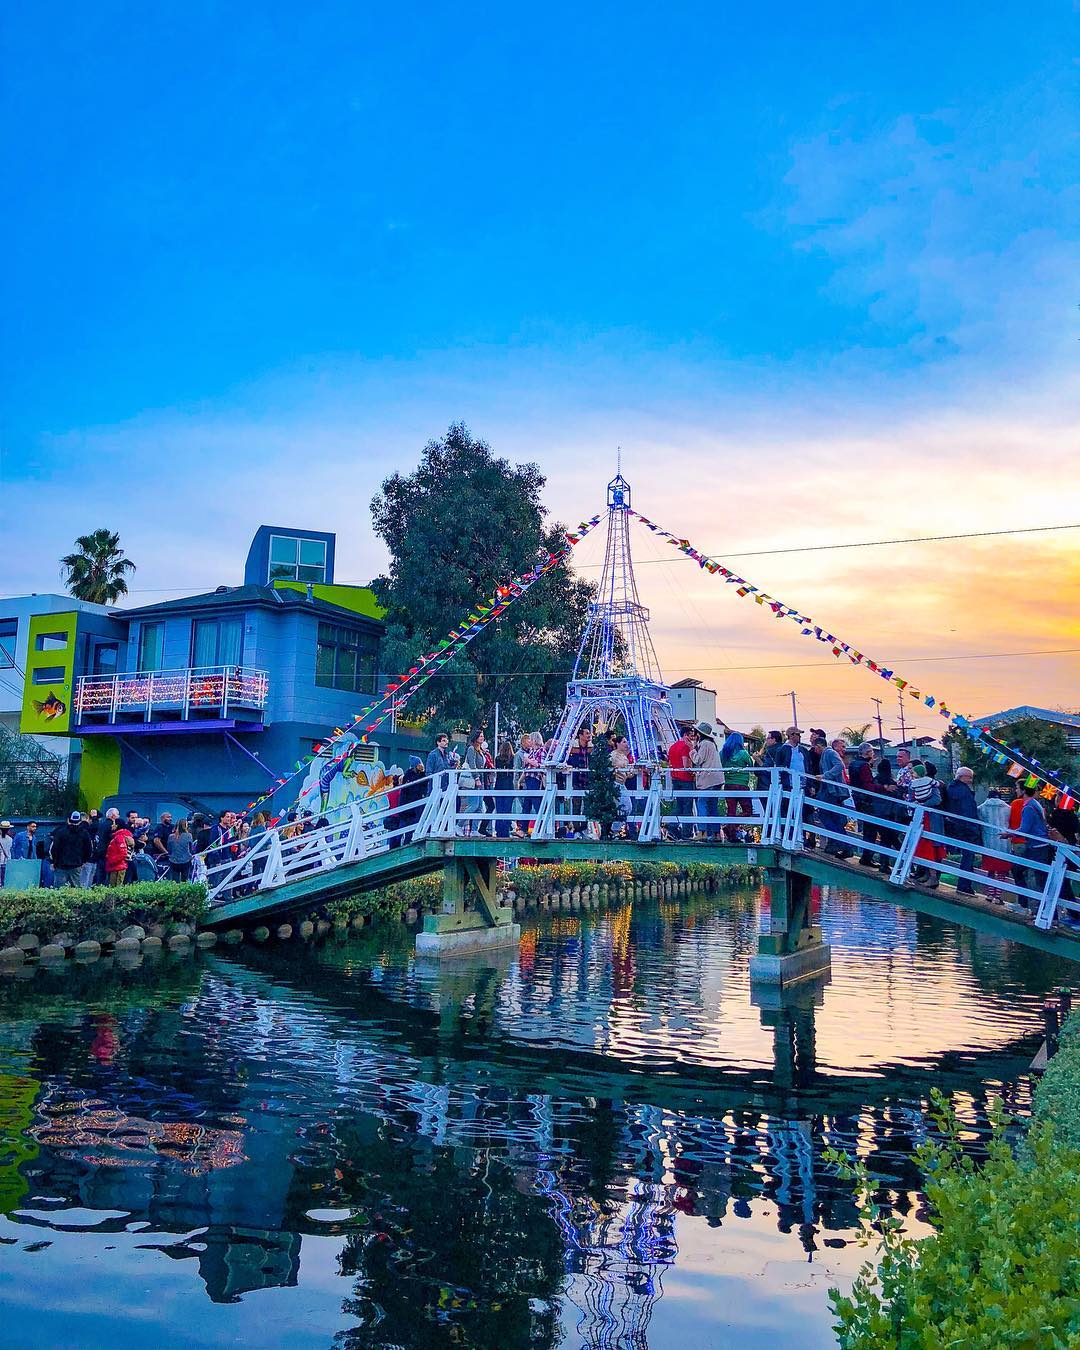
[
  {"xmin": 896, "ymin": 696, "xmax": 912, "ymax": 750},
  {"xmin": 785, "ymin": 690, "xmax": 798, "ymax": 727},
  {"xmin": 871, "ymin": 697, "xmax": 885, "ymax": 747}
]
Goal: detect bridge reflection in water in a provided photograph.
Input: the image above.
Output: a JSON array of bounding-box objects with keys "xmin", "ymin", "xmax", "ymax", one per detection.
[{"xmin": 0, "ymin": 891, "xmax": 1069, "ymax": 1348}]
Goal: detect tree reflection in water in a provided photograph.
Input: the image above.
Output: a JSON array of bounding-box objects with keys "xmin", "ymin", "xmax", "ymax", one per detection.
[{"xmin": 0, "ymin": 894, "xmax": 1069, "ymax": 1348}]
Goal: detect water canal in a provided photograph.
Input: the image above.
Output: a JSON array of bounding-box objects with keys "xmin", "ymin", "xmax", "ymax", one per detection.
[{"xmin": 0, "ymin": 884, "xmax": 1073, "ymax": 1348}]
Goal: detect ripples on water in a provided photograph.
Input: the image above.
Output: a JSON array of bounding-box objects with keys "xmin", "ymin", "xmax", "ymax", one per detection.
[{"xmin": 0, "ymin": 885, "xmax": 1071, "ymax": 1349}]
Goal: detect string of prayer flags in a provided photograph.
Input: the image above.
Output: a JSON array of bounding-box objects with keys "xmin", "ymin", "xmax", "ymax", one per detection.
[{"xmin": 627, "ymin": 507, "xmax": 1079, "ymax": 806}]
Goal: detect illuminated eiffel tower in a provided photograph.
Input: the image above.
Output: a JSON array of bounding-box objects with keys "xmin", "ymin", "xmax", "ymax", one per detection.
[{"xmin": 546, "ymin": 471, "xmax": 679, "ymax": 764}]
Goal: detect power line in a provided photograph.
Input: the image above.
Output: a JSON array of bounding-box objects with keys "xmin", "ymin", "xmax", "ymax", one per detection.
[
  {"xmin": 391, "ymin": 645, "xmax": 1080, "ymax": 677},
  {"xmin": 4, "ymin": 521, "xmax": 1076, "ymax": 600},
  {"xmin": 573, "ymin": 521, "xmax": 1080, "ymax": 568}
]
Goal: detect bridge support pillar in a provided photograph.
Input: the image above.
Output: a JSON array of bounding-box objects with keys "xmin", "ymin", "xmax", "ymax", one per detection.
[
  {"xmin": 416, "ymin": 855, "xmax": 520, "ymax": 957},
  {"xmin": 749, "ymin": 863, "xmax": 831, "ymax": 986}
]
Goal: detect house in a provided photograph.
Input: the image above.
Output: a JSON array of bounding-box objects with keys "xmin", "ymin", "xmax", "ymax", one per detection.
[
  {"xmin": 972, "ymin": 706, "xmax": 1080, "ymax": 754},
  {"xmin": 1, "ymin": 594, "xmax": 126, "ymax": 790},
  {"xmin": 17, "ymin": 526, "xmax": 390, "ymax": 818},
  {"xmin": 668, "ymin": 678, "xmax": 717, "ymax": 729}
]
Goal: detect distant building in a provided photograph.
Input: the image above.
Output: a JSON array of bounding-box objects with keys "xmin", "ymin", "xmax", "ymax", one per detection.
[
  {"xmin": 972, "ymin": 705, "xmax": 1080, "ymax": 754},
  {"xmin": 17, "ymin": 526, "xmax": 390, "ymax": 818},
  {"xmin": 668, "ymin": 678, "xmax": 717, "ymax": 728}
]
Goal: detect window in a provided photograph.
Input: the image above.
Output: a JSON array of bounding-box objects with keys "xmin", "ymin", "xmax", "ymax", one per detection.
[
  {"xmin": 192, "ymin": 617, "xmax": 243, "ymax": 668},
  {"xmin": 35, "ymin": 631, "xmax": 68, "ymax": 652},
  {"xmin": 138, "ymin": 622, "xmax": 165, "ymax": 671},
  {"xmin": 315, "ymin": 622, "xmax": 378, "ymax": 694},
  {"xmin": 268, "ymin": 534, "xmax": 327, "ymax": 584},
  {"xmin": 0, "ymin": 619, "xmax": 15, "ymax": 668},
  {"xmin": 92, "ymin": 643, "xmax": 120, "ymax": 676},
  {"xmin": 32, "ymin": 666, "xmax": 66, "ymax": 684}
]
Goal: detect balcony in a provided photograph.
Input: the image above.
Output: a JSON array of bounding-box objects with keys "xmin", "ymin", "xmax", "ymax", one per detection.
[{"xmin": 74, "ymin": 665, "xmax": 270, "ymax": 734}]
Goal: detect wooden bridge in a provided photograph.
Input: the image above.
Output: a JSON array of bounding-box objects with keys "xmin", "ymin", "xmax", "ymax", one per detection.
[{"xmin": 204, "ymin": 769, "xmax": 1080, "ymax": 982}]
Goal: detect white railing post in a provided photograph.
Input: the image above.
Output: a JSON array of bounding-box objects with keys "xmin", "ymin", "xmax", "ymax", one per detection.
[
  {"xmin": 110, "ymin": 674, "xmax": 119, "ymax": 723},
  {"xmin": 222, "ymin": 665, "xmax": 230, "ymax": 719},
  {"xmin": 639, "ymin": 774, "xmax": 662, "ymax": 842},
  {"xmin": 760, "ymin": 774, "xmax": 783, "ymax": 845},
  {"xmin": 889, "ymin": 806, "xmax": 924, "ymax": 886},
  {"xmin": 412, "ymin": 783, "xmax": 439, "ymax": 841},
  {"xmin": 532, "ymin": 775, "xmax": 558, "ymax": 841},
  {"xmin": 781, "ymin": 777, "xmax": 805, "ymax": 850},
  {"xmin": 183, "ymin": 668, "xmax": 192, "ymax": 719},
  {"xmin": 1034, "ymin": 853, "xmax": 1067, "ymax": 931},
  {"xmin": 343, "ymin": 800, "xmax": 368, "ymax": 863},
  {"xmin": 146, "ymin": 671, "xmax": 155, "ymax": 722}
]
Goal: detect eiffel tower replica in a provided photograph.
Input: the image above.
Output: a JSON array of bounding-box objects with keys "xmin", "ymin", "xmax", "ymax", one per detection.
[{"xmin": 545, "ymin": 471, "xmax": 680, "ymax": 765}]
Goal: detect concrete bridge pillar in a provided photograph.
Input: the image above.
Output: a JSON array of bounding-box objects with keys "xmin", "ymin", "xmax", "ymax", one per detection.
[
  {"xmin": 749, "ymin": 860, "xmax": 832, "ymax": 986},
  {"xmin": 416, "ymin": 855, "xmax": 520, "ymax": 957}
]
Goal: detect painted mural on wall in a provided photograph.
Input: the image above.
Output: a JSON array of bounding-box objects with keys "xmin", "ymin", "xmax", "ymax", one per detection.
[
  {"xmin": 296, "ymin": 735, "xmax": 393, "ymax": 817},
  {"xmin": 20, "ymin": 612, "xmax": 77, "ymax": 736}
]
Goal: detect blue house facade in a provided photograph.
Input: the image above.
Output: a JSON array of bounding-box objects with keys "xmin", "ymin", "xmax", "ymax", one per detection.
[{"xmin": 60, "ymin": 527, "xmax": 388, "ymax": 818}]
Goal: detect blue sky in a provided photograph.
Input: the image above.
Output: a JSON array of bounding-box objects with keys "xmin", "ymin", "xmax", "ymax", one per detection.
[{"xmin": 3, "ymin": 3, "xmax": 1076, "ymax": 728}]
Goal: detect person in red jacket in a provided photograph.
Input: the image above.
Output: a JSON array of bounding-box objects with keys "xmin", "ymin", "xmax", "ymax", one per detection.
[
  {"xmin": 668, "ymin": 724, "xmax": 695, "ymax": 839},
  {"xmin": 105, "ymin": 824, "xmax": 134, "ymax": 886}
]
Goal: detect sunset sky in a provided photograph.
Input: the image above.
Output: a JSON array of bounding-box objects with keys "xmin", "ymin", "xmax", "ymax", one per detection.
[{"xmin": 3, "ymin": 4, "xmax": 1076, "ymax": 737}]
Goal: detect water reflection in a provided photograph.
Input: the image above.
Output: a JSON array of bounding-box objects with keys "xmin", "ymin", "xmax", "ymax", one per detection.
[{"xmin": 0, "ymin": 888, "xmax": 1072, "ymax": 1348}]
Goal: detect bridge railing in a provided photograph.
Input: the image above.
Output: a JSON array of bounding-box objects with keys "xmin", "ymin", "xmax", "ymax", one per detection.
[{"xmin": 201, "ymin": 764, "xmax": 1080, "ymax": 934}]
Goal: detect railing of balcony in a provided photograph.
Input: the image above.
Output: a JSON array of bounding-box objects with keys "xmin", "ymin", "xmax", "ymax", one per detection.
[{"xmin": 74, "ymin": 665, "xmax": 270, "ymax": 722}]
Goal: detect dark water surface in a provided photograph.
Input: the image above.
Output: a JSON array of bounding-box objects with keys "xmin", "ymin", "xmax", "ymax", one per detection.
[{"xmin": 0, "ymin": 886, "xmax": 1072, "ymax": 1349}]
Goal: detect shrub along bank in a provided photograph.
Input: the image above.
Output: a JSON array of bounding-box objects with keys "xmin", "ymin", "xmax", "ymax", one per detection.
[
  {"xmin": 325, "ymin": 860, "xmax": 759, "ymax": 924},
  {"xmin": 0, "ymin": 883, "xmax": 207, "ymax": 950},
  {"xmin": 829, "ymin": 1013, "xmax": 1080, "ymax": 1348}
]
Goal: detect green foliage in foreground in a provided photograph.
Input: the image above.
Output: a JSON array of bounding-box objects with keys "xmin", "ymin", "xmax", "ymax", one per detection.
[
  {"xmin": 828, "ymin": 1083, "xmax": 1080, "ymax": 1347},
  {"xmin": 325, "ymin": 861, "xmax": 758, "ymax": 922},
  {"xmin": 1033, "ymin": 1011, "xmax": 1080, "ymax": 1152},
  {"xmin": 0, "ymin": 882, "xmax": 207, "ymax": 942}
]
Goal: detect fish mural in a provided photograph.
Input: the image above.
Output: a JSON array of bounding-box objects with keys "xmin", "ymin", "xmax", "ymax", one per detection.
[
  {"xmin": 31, "ymin": 692, "xmax": 67, "ymax": 721},
  {"xmin": 295, "ymin": 734, "xmax": 391, "ymax": 818}
]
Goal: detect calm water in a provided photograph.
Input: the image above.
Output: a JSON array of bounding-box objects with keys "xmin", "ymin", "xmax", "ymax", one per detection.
[{"xmin": 0, "ymin": 886, "xmax": 1072, "ymax": 1349}]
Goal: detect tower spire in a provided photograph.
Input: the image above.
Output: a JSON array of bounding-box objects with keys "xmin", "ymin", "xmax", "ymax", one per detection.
[{"xmin": 545, "ymin": 470, "xmax": 679, "ymax": 765}]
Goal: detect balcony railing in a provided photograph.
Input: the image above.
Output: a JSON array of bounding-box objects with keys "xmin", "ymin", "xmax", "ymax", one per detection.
[{"xmin": 75, "ymin": 665, "xmax": 270, "ymax": 724}]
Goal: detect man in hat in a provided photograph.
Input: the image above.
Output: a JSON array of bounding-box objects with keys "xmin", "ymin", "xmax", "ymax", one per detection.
[
  {"xmin": 774, "ymin": 727, "xmax": 817, "ymax": 847},
  {"xmin": 50, "ymin": 811, "xmax": 93, "ymax": 887},
  {"xmin": 689, "ymin": 721, "xmax": 724, "ymax": 838},
  {"xmin": 398, "ymin": 755, "xmax": 428, "ymax": 844}
]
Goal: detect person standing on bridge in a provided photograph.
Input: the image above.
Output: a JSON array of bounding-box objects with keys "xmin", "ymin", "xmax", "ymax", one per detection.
[
  {"xmin": 942, "ymin": 766, "xmax": 981, "ymax": 895},
  {"xmin": 690, "ymin": 722, "xmax": 724, "ymax": 839},
  {"xmin": 425, "ymin": 732, "xmax": 457, "ymax": 790},
  {"xmin": 775, "ymin": 728, "xmax": 817, "ymax": 847},
  {"xmin": 1009, "ymin": 783, "xmax": 1050, "ymax": 906},
  {"xmin": 816, "ymin": 737, "xmax": 853, "ymax": 857},
  {"xmin": 850, "ymin": 745, "xmax": 879, "ymax": 866},
  {"xmin": 668, "ymin": 723, "xmax": 695, "ymax": 839},
  {"xmin": 721, "ymin": 731, "xmax": 756, "ymax": 842},
  {"xmin": 978, "ymin": 789, "xmax": 1013, "ymax": 900}
]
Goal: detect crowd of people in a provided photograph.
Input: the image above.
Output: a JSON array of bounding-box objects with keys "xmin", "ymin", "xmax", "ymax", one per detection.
[
  {"xmin": 0, "ymin": 807, "xmax": 220, "ymax": 889},
  {"xmin": 2, "ymin": 719, "xmax": 1073, "ymax": 917},
  {"xmin": 416, "ymin": 720, "xmax": 1077, "ymax": 913}
]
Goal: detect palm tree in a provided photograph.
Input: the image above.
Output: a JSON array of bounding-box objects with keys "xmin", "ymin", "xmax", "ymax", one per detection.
[
  {"xmin": 841, "ymin": 722, "xmax": 873, "ymax": 746},
  {"xmin": 60, "ymin": 529, "xmax": 135, "ymax": 603}
]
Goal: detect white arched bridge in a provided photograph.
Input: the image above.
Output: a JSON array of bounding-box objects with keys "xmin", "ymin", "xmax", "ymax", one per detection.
[{"xmin": 203, "ymin": 767, "xmax": 1080, "ymax": 981}]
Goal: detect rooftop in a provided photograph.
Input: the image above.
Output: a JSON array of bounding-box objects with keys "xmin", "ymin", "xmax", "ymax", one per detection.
[{"xmin": 124, "ymin": 584, "xmax": 382, "ymax": 626}]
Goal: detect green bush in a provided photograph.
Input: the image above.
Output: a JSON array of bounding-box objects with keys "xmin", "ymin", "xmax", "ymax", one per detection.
[
  {"xmin": 829, "ymin": 1088, "xmax": 1080, "ymax": 1348},
  {"xmin": 0, "ymin": 882, "xmax": 207, "ymax": 943},
  {"xmin": 1033, "ymin": 1011, "xmax": 1080, "ymax": 1152},
  {"xmin": 322, "ymin": 860, "xmax": 760, "ymax": 923}
]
